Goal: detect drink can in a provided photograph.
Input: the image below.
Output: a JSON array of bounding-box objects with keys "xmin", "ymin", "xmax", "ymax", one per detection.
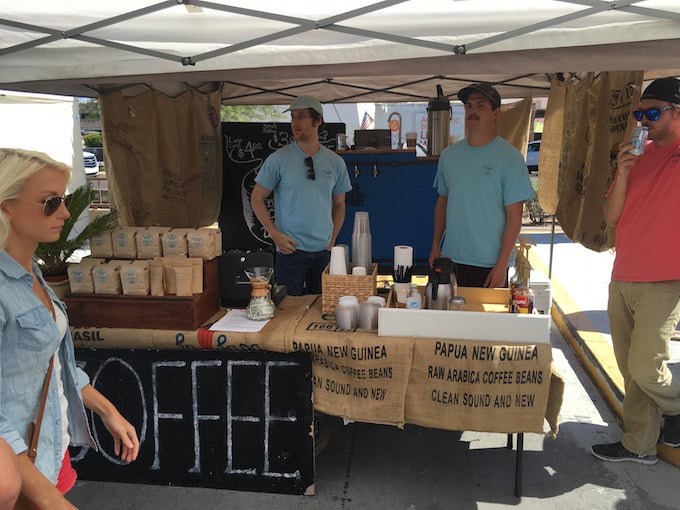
[{"xmin": 629, "ymin": 126, "xmax": 648, "ymax": 155}]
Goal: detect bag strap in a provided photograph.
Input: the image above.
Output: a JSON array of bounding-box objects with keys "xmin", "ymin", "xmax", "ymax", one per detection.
[
  {"xmin": 27, "ymin": 281, "xmax": 58, "ymax": 463},
  {"xmin": 27, "ymin": 354, "xmax": 54, "ymax": 463}
]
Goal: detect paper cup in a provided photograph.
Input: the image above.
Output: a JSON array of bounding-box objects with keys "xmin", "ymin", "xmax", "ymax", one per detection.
[
  {"xmin": 393, "ymin": 281, "xmax": 411, "ymax": 304},
  {"xmin": 329, "ymin": 246, "xmax": 348, "ymax": 274},
  {"xmin": 367, "ymin": 295, "xmax": 386, "ymax": 308},
  {"xmin": 405, "ymin": 132, "xmax": 417, "ymax": 148},
  {"xmin": 352, "ymin": 266, "xmax": 367, "ymax": 276}
]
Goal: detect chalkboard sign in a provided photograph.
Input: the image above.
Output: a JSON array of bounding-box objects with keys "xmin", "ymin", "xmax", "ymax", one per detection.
[
  {"xmin": 219, "ymin": 122, "xmax": 345, "ymax": 252},
  {"xmin": 71, "ymin": 348, "xmax": 314, "ymax": 495}
]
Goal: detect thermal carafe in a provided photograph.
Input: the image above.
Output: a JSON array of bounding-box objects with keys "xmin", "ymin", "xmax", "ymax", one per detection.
[
  {"xmin": 425, "ymin": 257, "xmax": 458, "ymax": 310},
  {"xmin": 427, "ymin": 84, "xmax": 452, "ymax": 156}
]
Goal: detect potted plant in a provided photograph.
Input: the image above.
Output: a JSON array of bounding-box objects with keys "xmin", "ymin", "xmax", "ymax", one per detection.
[{"xmin": 35, "ymin": 183, "xmax": 118, "ymax": 297}]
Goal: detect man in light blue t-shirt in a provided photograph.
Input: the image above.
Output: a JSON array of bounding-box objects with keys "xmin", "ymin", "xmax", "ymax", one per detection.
[
  {"xmin": 429, "ymin": 83, "xmax": 534, "ymax": 288},
  {"xmin": 251, "ymin": 95, "xmax": 352, "ymax": 295}
]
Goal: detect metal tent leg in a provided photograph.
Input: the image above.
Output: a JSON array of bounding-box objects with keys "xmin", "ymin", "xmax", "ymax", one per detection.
[{"xmin": 514, "ymin": 433, "xmax": 524, "ymax": 497}]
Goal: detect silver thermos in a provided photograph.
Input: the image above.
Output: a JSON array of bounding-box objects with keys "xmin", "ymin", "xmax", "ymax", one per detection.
[
  {"xmin": 425, "ymin": 257, "xmax": 458, "ymax": 310},
  {"xmin": 427, "ymin": 84, "xmax": 452, "ymax": 156}
]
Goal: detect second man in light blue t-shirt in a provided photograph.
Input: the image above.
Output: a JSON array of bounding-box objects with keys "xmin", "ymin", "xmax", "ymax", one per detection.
[{"xmin": 429, "ymin": 83, "xmax": 534, "ymax": 288}]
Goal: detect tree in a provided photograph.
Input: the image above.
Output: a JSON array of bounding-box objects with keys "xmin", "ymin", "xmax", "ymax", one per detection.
[
  {"xmin": 83, "ymin": 132, "xmax": 102, "ymax": 148},
  {"xmin": 79, "ymin": 98, "xmax": 100, "ymax": 122},
  {"xmin": 220, "ymin": 105, "xmax": 286, "ymax": 122}
]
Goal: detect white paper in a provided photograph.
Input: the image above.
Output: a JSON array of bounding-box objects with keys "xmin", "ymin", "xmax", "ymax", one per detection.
[{"xmin": 209, "ymin": 309, "xmax": 270, "ymax": 332}]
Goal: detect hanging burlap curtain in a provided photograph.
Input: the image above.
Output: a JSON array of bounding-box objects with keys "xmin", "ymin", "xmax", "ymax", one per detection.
[
  {"xmin": 498, "ymin": 96, "xmax": 533, "ymax": 155},
  {"xmin": 100, "ymin": 88, "xmax": 223, "ymax": 227},
  {"xmin": 538, "ymin": 71, "xmax": 643, "ymax": 252}
]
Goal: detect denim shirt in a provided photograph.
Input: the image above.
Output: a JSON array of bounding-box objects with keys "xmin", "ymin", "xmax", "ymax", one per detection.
[{"xmin": 0, "ymin": 251, "xmax": 95, "ymax": 484}]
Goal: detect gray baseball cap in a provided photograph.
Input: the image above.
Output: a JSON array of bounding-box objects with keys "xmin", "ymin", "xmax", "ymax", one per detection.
[{"xmin": 284, "ymin": 95, "xmax": 323, "ymax": 115}]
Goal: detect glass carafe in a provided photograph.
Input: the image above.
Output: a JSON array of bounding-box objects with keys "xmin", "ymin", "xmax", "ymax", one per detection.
[{"xmin": 244, "ymin": 266, "xmax": 275, "ymax": 320}]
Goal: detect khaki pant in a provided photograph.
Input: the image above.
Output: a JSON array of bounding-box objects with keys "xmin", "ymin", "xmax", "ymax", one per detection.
[{"xmin": 608, "ymin": 280, "xmax": 680, "ymax": 455}]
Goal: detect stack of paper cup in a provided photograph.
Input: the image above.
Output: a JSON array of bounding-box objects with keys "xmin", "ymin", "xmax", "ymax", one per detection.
[
  {"xmin": 359, "ymin": 300, "xmax": 380, "ymax": 330},
  {"xmin": 351, "ymin": 211, "xmax": 372, "ymax": 272},
  {"xmin": 337, "ymin": 295, "xmax": 359, "ymax": 331},
  {"xmin": 329, "ymin": 246, "xmax": 348, "ymax": 275},
  {"xmin": 337, "ymin": 244, "xmax": 350, "ymax": 273}
]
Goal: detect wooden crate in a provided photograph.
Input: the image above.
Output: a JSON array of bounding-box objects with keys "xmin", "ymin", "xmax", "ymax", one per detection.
[
  {"xmin": 321, "ymin": 263, "xmax": 377, "ymax": 314},
  {"xmin": 64, "ymin": 258, "xmax": 219, "ymax": 330}
]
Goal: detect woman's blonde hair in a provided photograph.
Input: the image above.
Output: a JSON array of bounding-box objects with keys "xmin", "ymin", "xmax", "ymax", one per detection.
[{"xmin": 0, "ymin": 148, "xmax": 71, "ymax": 250}]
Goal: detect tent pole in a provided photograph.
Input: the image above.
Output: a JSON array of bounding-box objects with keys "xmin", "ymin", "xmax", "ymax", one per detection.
[{"xmin": 548, "ymin": 215, "xmax": 556, "ymax": 279}]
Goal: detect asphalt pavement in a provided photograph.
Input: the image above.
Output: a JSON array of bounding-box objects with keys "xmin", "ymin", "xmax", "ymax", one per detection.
[{"xmin": 67, "ymin": 220, "xmax": 680, "ymax": 509}]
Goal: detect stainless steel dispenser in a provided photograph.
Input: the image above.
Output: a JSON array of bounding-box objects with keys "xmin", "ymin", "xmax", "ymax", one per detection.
[{"xmin": 427, "ymin": 84, "xmax": 452, "ymax": 156}]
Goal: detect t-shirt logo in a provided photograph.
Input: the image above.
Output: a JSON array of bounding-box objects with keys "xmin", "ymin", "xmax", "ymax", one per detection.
[
  {"xmin": 481, "ymin": 164, "xmax": 495, "ymax": 178},
  {"xmin": 323, "ymin": 168, "xmax": 333, "ymax": 180}
]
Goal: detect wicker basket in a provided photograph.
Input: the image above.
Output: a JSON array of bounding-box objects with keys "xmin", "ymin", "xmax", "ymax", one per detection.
[{"xmin": 321, "ymin": 263, "xmax": 378, "ymax": 314}]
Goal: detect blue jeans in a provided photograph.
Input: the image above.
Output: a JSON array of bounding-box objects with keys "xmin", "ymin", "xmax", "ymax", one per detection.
[{"xmin": 276, "ymin": 250, "xmax": 331, "ymax": 296}]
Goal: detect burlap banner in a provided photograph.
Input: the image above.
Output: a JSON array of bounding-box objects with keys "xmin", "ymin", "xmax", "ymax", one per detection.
[
  {"xmin": 71, "ymin": 295, "xmax": 316, "ymax": 351},
  {"xmin": 290, "ymin": 299, "xmax": 413, "ymax": 427},
  {"xmin": 405, "ymin": 338, "xmax": 553, "ymax": 434},
  {"xmin": 71, "ymin": 296, "xmax": 564, "ymax": 435}
]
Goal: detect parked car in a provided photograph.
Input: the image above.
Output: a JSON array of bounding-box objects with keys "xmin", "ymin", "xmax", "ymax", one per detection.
[
  {"xmin": 526, "ymin": 140, "xmax": 540, "ymax": 173},
  {"xmin": 83, "ymin": 151, "xmax": 99, "ymax": 177}
]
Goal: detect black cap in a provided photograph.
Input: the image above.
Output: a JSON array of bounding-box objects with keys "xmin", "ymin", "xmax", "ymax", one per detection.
[
  {"xmin": 640, "ymin": 77, "xmax": 680, "ymax": 104},
  {"xmin": 458, "ymin": 83, "xmax": 501, "ymax": 110}
]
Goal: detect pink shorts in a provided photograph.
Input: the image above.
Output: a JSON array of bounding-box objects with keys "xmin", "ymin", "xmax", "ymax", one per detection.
[{"xmin": 56, "ymin": 449, "xmax": 77, "ymax": 494}]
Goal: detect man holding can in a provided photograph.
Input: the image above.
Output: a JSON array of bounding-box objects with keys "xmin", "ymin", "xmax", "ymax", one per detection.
[{"xmin": 591, "ymin": 77, "xmax": 680, "ymax": 464}]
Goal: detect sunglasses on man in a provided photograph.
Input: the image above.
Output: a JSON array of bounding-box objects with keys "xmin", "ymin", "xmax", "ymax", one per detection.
[
  {"xmin": 632, "ymin": 106, "xmax": 673, "ymax": 122},
  {"xmin": 16, "ymin": 194, "xmax": 71, "ymax": 216},
  {"xmin": 304, "ymin": 156, "xmax": 315, "ymax": 180}
]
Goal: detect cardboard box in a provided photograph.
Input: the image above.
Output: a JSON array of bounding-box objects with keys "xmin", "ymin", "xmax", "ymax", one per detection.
[
  {"xmin": 378, "ymin": 286, "xmax": 551, "ymax": 344},
  {"xmin": 64, "ymin": 258, "xmax": 219, "ymax": 330}
]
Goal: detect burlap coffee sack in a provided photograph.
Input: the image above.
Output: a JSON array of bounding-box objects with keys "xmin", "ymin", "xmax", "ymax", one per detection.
[
  {"xmin": 405, "ymin": 338, "xmax": 552, "ymax": 434},
  {"xmin": 498, "ymin": 96, "xmax": 533, "ymax": 154},
  {"xmin": 291, "ymin": 298, "xmax": 413, "ymax": 427},
  {"xmin": 542, "ymin": 71, "xmax": 642, "ymax": 251},
  {"xmin": 100, "ymin": 88, "xmax": 222, "ymax": 228}
]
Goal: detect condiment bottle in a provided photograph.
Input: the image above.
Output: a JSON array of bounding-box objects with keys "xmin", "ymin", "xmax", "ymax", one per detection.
[
  {"xmin": 513, "ymin": 268, "xmax": 534, "ymax": 314},
  {"xmin": 405, "ymin": 284, "xmax": 422, "ymax": 309}
]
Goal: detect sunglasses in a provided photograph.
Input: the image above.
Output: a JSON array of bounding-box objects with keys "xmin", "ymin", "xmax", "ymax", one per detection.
[
  {"xmin": 632, "ymin": 106, "xmax": 673, "ymax": 122},
  {"xmin": 16, "ymin": 194, "xmax": 71, "ymax": 216},
  {"xmin": 304, "ymin": 156, "xmax": 315, "ymax": 180}
]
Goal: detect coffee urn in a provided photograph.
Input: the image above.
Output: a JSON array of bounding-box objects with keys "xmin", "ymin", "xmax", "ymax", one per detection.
[{"xmin": 427, "ymin": 84, "xmax": 452, "ymax": 156}]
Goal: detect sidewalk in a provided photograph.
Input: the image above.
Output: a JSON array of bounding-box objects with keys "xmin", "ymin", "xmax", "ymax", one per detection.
[{"xmin": 523, "ymin": 220, "xmax": 680, "ymax": 468}]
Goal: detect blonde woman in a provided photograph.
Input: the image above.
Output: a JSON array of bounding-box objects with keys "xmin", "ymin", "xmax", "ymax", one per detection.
[{"xmin": 0, "ymin": 148, "xmax": 139, "ymax": 509}]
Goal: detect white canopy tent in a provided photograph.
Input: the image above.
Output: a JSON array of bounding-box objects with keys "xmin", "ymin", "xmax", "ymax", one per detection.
[{"xmin": 1, "ymin": 0, "xmax": 679, "ymax": 103}]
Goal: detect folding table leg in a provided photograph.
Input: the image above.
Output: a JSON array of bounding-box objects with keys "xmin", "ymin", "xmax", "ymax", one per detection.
[{"xmin": 514, "ymin": 433, "xmax": 524, "ymax": 498}]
